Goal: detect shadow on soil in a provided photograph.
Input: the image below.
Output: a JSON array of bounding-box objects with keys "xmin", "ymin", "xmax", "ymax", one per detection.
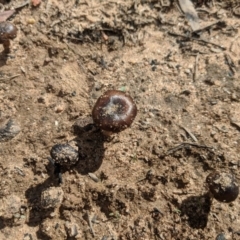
[
  {"xmin": 180, "ymin": 193, "xmax": 212, "ymax": 229},
  {"xmin": 72, "ymin": 118, "xmax": 105, "ymax": 175},
  {"xmin": 0, "ymin": 52, "xmax": 8, "ymax": 67},
  {"xmin": 25, "ymin": 177, "xmax": 58, "ymax": 239},
  {"xmin": 24, "ymin": 119, "xmax": 105, "ymax": 239}
]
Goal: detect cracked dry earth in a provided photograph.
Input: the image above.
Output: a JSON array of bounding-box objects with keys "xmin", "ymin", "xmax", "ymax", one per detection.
[{"xmin": 0, "ymin": 0, "xmax": 240, "ymax": 239}]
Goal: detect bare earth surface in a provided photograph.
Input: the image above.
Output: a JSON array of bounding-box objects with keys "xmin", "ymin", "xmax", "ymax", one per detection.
[{"xmin": 0, "ymin": 0, "xmax": 240, "ymax": 239}]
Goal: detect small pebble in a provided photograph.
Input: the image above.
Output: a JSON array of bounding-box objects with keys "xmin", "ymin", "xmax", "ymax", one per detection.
[
  {"xmin": 65, "ymin": 221, "xmax": 79, "ymax": 237},
  {"xmin": 88, "ymin": 173, "xmax": 99, "ymax": 182},
  {"xmin": 41, "ymin": 187, "xmax": 64, "ymax": 209},
  {"xmin": 0, "ymin": 194, "xmax": 22, "ymax": 219},
  {"xmin": 23, "ymin": 233, "xmax": 33, "ymax": 240},
  {"xmin": 216, "ymin": 233, "xmax": 226, "ymax": 240},
  {"xmin": 26, "ymin": 18, "xmax": 36, "ymax": 25},
  {"xmin": 54, "ymin": 102, "xmax": 65, "ymax": 113}
]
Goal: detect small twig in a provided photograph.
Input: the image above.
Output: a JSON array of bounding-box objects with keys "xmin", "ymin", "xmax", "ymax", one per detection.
[
  {"xmin": 224, "ymin": 53, "xmax": 236, "ymax": 75},
  {"xmin": 151, "ymin": 207, "xmax": 164, "ymax": 216},
  {"xmin": 47, "ymin": 157, "xmax": 55, "ymax": 166},
  {"xmin": 52, "ymin": 31, "xmax": 92, "ymax": 43},
  {"xmin": 172, "ymin": 189, "xmax": 195, "ymax": 195},
  {"xmin": 166, "ymin": 142, "xmax": 214, "ymax": 155},
  {"xmin": 168, "ymin": 31, "xmax": 226, "ymax": 50},
  {"xmin": 193, "ymin": 53, "xmax": 199, "ymax": 81},
  {"xmin": 210, "ymin": 212, "xmax": 220, "ymax": 222},
  {"xmin": 137, "ymin": 177, "xmax": 147, "ymax": 183},
  {"xmin": 14, "ymin": 166, "xmax": 25, "ymax": 176},
  {"xmin": 230, "ymin": 35, "xmax": 239, "ymax": 52},
  {"xmin": 14, "ymin": 0, "xmax": 30, "ymax": 10},
  {"xmin": 179, "ymin": 125, "xmax": 198, "ymax": 142},
  {"xmin": 0, "ymin": 74, "xmax": 21, "ymax": 81},
  {"xmin": 193, "ymin": 20, "xmax": 226, "ymax": 34},
  {"xmin": 87, "ymin": 211, "xmax": 95, "ymax": 237}
]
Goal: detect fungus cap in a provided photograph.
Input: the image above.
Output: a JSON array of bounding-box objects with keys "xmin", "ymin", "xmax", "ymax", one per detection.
[
  {"xmin": 92, "ymin": 90, "xmax": 137, "ymax": 133},
  {"xmin": 206, "ymin": 171, "xmax": 239, "ymax": 203},
  {"xmin": 50, "ymin": 144, "xmax": 79, "ymax": 166},
  {"xmin": 0, "ymin": 22, "xmax": 17, "ymax": 42}
]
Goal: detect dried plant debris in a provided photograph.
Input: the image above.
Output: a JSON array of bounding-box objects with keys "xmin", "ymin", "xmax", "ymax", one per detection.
[
  {"xmin": 34, "ymin": 1, "xmax": 167, "ymax": 44},
  {"xmin": 0, "ymin": 0, "xmax": 240, "ymax": 239},
  {"xmin": 0, "ymin": 119, "xmax": 21, "ymax": 142},
  {"xmin": 216, "ymin": 0, "xmax": 239, "ymax": 8},
  {"xmin": 178, "ymin": 0, "xmax": 200, "ymax": 31},
  {"xmin": 0, "ymin": 10, "xmax": 15, "ymax": 22}
]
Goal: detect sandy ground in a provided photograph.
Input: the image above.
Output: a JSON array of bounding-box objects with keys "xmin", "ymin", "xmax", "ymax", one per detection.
[{"xmin": 0, "ymin": 0, "xmax": 240, "ymax": 239}]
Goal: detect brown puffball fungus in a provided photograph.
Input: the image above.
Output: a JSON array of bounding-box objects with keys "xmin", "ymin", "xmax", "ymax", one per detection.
[
  {"xmin": 92, "ymin": 90, "xmax": 137, "ymax": 133},
  {"xmin": 0, "ymin": 22, "xmax": 17, "ymax": 53},
  {"xmin": 206, "ymin": 171, "xmax": 239, "ymax": 203}
]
